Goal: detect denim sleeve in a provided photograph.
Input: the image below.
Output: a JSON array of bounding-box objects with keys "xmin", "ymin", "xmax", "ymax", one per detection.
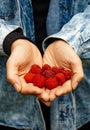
[
  {"xmin": 43, "ymin": 5, "xmax": 90, "ymax": 58},
  {"xmin": 0, "ymin": 20, "xmax": 22, "ymax": 55}
]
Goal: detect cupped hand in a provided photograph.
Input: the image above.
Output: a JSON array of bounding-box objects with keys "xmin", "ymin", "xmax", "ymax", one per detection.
[
  {"xmin": 6, "ymin": 39, "xmax": 43, "ymax": 95},
  {"xmin": 41, "ymin": 40, "xmax": 84, "ymax": 102},
  {"xmin": 6, "ymin": 39, "xmax": 84, "ymax": 106}
]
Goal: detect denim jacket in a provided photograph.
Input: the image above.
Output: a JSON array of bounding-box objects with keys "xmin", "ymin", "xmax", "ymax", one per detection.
[{"xmin": 0, "ymin": 0, "xmax": 90, "ymax": 130}]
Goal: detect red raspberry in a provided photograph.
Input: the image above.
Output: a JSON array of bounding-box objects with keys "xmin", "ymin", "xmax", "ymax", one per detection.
[
  {"xmin": 24, "ymin": 64, "xmax": 72, "ymax": 89},
  {"xmin": 55, "ymin": 73, "xmax": 65, "ymax": 85},
  {"xmin": 58, "ymin": 67, "xmax": 65, "ymax": 73},
  {"xmin": 41, "ymin": 64, "xmax": 51, "ymax": 73},
  {"xmin": 42, "ymin": 64, "xmax": 51, "ymax": 70},
  {"xmin": 30, "ymin": 64, "xmax": 41, "ymax": 74},
  {"xmin": 24, "ymin": 72, "xmax": 35, "ymax": 83},
  {"xmin": 52, "ymin": 66, "xmax": 59, "ymax": 74},
  {"xmin": 33, "ymin": 74, "xmax": 46, "ymax": 88},
  {"xmin": 63, "ymin": 70, "xmax": 72, "ymax": 80},
  {"xmin": 42, "ymin": 69, "xmax": 55, "ymax": 78},
  {"xmin": 45, "ymin": 77, "xmax": 58, "ymax": 90}
]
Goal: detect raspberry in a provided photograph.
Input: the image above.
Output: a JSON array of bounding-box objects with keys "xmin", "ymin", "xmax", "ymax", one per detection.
[
  {"xmin": 42, "ymin": 69, "xmax": 55, "ymax": 78},
  {"xmin": 33, "ymin": 74, "xmax": 46, "ymax": 88},
  {"xmin": 41, "ymin": 64, "xmax": 51, "ymax": 73},
  {"xmin": 63, "ymin": 70, "xmax": 72, "ymax": 80},
  {"xmin": 24, "ymin": 64, "xmax": 72, "ymax": 89},
  {"xmin": 24, "ymin": 72, "xmax": 35, "ymax": 83},
  {"xmin": 45, "ymin": 77, "xmax": 58, "ymax": 90},
  {"xmin": 55, "ymin": 73, "xmax": 65, "ymax": 85},
  {"xmin": 58, "ymin": 67, "xmax": 64, "ymax": 73},
  {"xmin": 30, "ymin": 64, "xmax": 41, "ymax": 74},
  {"xmin": 42, "ymin": 64, "xmax": 51, "ymax": 70},
  {"xmin": 51, "ymin": 66, "xmax": 59, "ymax": 74}
]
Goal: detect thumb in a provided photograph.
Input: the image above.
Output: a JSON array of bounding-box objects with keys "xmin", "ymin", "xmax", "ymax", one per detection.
[{"xmin": 6, "ymin": 61, "xmax": 22, "ymax": 92}]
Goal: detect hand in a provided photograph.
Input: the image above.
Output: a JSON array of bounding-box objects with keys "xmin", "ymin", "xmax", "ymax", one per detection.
[
  {"xmin": 37, "ymin": 88, "xmax": 51, "ymax": 106},
  {"xmin": 6, "ymin": 39, "xmax": 43, "ymax": 95},
  {"xmin": 41, "ymin": 40, "xmax": 84, "ymax": 102}
]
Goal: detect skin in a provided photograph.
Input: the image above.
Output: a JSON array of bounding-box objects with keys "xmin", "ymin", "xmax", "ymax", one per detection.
[
  {"xmin": 6, "ymin": 39, "xmax": 43, "ymax": 95},
  {"xmin": 6, "ymin": 39, "xmax": 84, "ymax": 106},
  {"xmin": 38, "ymin": 40, "xmax": 84, "ymax": 105}
]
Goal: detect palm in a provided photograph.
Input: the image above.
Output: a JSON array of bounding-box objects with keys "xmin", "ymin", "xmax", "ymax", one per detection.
[
  {"xmin": 6, "ymin": 40, "xmax": 43, "ymax": 95},
  {"xmin": 42, "ymin": 40, "xmax": 84, "ymax": 101}
]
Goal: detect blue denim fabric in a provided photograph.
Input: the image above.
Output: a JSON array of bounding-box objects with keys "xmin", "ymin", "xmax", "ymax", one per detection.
[
  {"xmin": 50, "ymin": 92, "xmax": 76, "ymax": 130},
  {"xmin": 0, "ymin": 0, "xmax": 90, "ymax": 130},
  {"xmin": 0, "ymin": 0, "xmax": 35, "ymax": 55},
  {"xmin": 0, "ymin": 56, "xmax": 46, "ymax": 130},
  {"xmin": 44, "ymin": 0, "xmax": 90, "ymax": 129}
]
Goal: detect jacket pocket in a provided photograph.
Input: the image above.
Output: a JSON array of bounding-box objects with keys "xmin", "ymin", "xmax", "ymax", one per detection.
[{"xmin": 0, "ymin": 0, "xmax": 18, "ymax": 20}]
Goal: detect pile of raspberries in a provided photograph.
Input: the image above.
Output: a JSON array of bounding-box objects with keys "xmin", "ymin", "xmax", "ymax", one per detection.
[{"xmin": 24, "ymin": 64, "xmax": 72, "ymax": 90}]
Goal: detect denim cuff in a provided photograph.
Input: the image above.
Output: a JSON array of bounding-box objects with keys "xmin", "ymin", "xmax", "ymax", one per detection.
[{"xmin": 3, "ymin": 28, "xmax": 30, "ymax": 55}]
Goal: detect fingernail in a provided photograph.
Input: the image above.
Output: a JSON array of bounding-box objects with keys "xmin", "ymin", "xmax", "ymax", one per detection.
[
  {"xmin": 73, "ymin": 82, "xmax": 78, "ymax": 90},
  {"xmin": 14, "ymin": 83, "xmax": 20, "ymax": 92}
]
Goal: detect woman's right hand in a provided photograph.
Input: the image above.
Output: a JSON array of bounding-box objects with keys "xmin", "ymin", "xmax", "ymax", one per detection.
[{"xmin": 6, "ymin": 39, "xmax": 43, "ymax": 95}]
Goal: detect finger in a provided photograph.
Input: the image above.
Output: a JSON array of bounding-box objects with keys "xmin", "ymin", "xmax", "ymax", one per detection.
[
  {"xmin": 37, "ymin": 88, "xmax": 50, "ymax": 102},
  {"xmin": 6, "ymin": 59, "xmax": 22, "ymax": 92},
  {"xmin": 39, "ymin": 99, "xmax": 51, "ymax": 106},
  {"xmin": 49, "ymin": 89, "xmax": 57, "ymax": 101},
  {"xmin": 19, "ymin": 78, "xmax": 42, "ymax": 95},
  {"xmin": 71, "ymin": 60, "xmax": 84, "ymax": 90},
  {"xmin": 37, "ymin": 88, "xmax": 51, "ymax": 106},
  {"xmin": 55, "ymin": 80, "xmax": 72, "ymax": 96}
]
